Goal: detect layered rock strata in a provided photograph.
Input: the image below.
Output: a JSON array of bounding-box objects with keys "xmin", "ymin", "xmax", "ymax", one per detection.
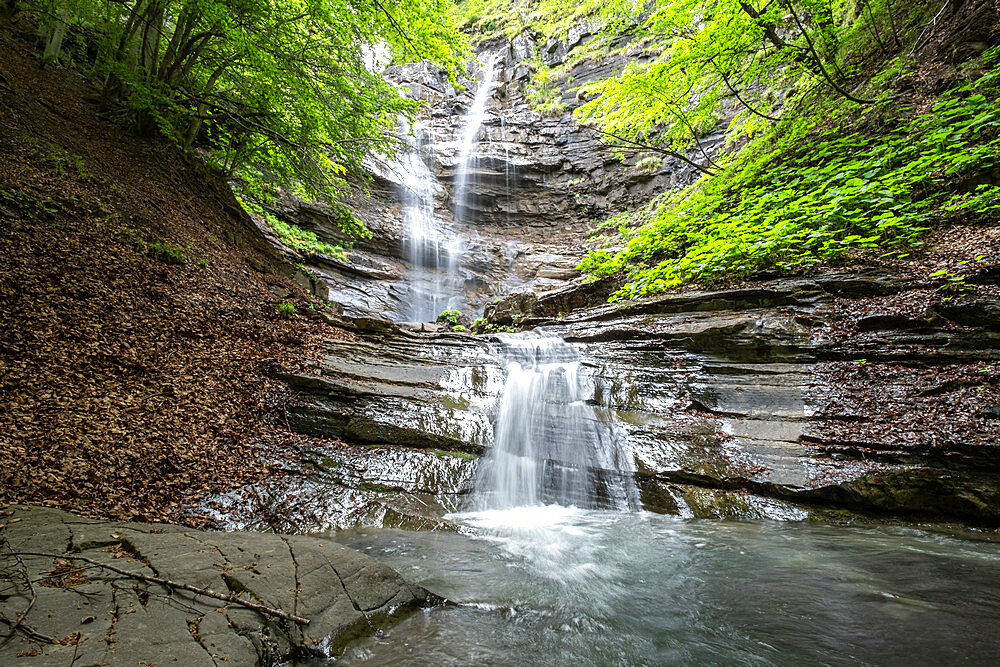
[{"xmin": 279, "ymin": 271, "xmax": 1000, "ymax": 525}]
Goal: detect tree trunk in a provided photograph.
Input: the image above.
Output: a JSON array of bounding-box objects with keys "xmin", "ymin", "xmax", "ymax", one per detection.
[
  {"xmin": 41, "ymin": 1, "xmax": 68, "ymax": 65},
  {"xmin": 2, "ymin": 0, "xmax": 20, "ymax": 20},
  {"xmin": 184, "ymin": 64, "xmax": 227, "ymax": 151},
  {"xmin": 140, "ymin": 2, "xmax": 163, "ymax": 79}
]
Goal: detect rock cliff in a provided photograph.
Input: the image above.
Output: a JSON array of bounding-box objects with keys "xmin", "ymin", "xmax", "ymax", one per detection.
[
  {"xmin": 281, "ymin": 30, "xmax": 723, "ymax": 320},
  {"xmin": 275, "ymin": 269, "xmax": 1000, "ymax": 526}
]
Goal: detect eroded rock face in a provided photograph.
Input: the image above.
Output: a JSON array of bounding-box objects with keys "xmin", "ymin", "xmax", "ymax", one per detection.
[
  {"xmin": 284, "ymin": 327, "xmax": 501, "ymax": 454},
  {"xmin": 0, "ymin": 505, "xmax": 436, "ymax": 665},
  {"xmin": 276, "ymin": 30, "xmax": 725, "ymax": 320},
  {"xmin": 280, "ymin": 275, "xmax": 1000, "ymax": 525}
]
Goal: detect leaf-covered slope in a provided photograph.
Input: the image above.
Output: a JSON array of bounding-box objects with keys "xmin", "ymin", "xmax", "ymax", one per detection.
[{"xmin": 0, "ymin": 26, "xmax": 348, "ymax": 524}]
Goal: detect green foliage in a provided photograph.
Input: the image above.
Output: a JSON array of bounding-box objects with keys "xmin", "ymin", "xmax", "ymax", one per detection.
[
  {"xmin": 31, "ymin": 139, "xmax": 93, "ymax": 180},
  {"xmin": 277, "ymin": 302, "xmax": 298, "ymax": 318},
  {"xmin": 431, "ymin": 449, "xmax": 476, "ymax": 460},
  {"xmin": 240, "ymin": 197, "xmax": 345, "ymax": 258},
  {"xmin": 452, "ymin": 325, "xmax": 467, "ymax": 332},
  {"xmin": 19, "ymin": 0, "xmax": 469, "ymax": 229},
  {"xmin": 439, "ymin": 309, "xmax": 461, "ymax": 324},
  {"xmin": 634, "ymin": 156, "xmax": 662, "ymax": 174},
  {"xmin": 267, "ymin": 216, "xmax": 343, "ymax": 257},
  {"xmin": 929, "ymin": 255, "xmax": 988, "ymax": 299},
  {"xmin": 574, "ymin": 0, "xmax": 929, "ymax": 160},
  {"xmin": 472, "ymin": 319, "xmax": 518, "ymax": 333},
  {"xmin": 454, "ymin": 0, "xmax": 617, "ymax": 41},
  {"xmin": 146, "ymin": 240, "xmax": 186, "ymax": 265},
  {"xmin": 579, "ymin": 64, "xmax": 1000, "ymax": 299},
  {"xmin": 526, "ymin": 60, "xmax": 569, "ymax": 116},
  {"xmin": 296, "ymin": 264, "xmax": 319, "ymax": 282},
  {"xmin": 929, "ymin": 269, "xmax": 968, "ymax": 296},
  {"xmin": 943, "ymin": 185, "xmax": 1000, "ymax": 220}
]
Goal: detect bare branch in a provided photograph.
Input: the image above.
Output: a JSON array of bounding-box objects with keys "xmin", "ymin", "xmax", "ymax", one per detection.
[
  {"xmin": 585, "ymin": 125, "xmax": 717, "ymax": 176},
  {"xmin": 7, "ymin": 551, "xmax": 310, "ymax": 626}
]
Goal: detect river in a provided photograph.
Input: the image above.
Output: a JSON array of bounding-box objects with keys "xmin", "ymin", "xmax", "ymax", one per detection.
[{"xmin": 326, "ymin": 507, "xmax": 1000, "ymax": 665}]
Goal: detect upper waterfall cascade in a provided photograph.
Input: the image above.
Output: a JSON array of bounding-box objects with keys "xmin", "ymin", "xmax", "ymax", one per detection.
[
  {"xmin": 398, "ymin": 122, "xmax": 463, "ymax": 322},
  {"xmin": 453, "ymin": 51, "xmax": 501, "ymax": 225},
  {"xmin": 396, "ymin": 53, "xmax": 502, "ymax": 322}
]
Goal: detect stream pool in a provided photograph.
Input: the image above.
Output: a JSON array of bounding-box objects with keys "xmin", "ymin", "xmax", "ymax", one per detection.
[{"xmin": 327, "ymin": 507, "xmax": 1000, "ymax": 665}]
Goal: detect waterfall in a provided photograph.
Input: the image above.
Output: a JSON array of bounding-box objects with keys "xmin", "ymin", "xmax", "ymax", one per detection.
[
  {"xmin": 452, "ymin": 52, "xmax": 500, "ymax": 225},
  {"xmin": 395, "ymin": 52, "xmax": 499, "ymax": 322},
  {"xmin": 472, "ymin": 332, "xmax": 641, "ymax": 511},
  {"xmin": 398, "ymin": 122, "xmax": 463, "ymax": 322}
]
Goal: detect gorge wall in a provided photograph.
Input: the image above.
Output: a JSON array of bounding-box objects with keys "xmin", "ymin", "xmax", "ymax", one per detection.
[
  {"xmin": 275, "ymin": 28, "xmax": 720, "ymax": 321},
  {"xmin": 249, "ymin": 25, "xmax": 1000, "ymax": 532}
]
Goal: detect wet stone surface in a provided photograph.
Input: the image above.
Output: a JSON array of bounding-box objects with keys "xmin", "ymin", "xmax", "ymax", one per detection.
[
  {"xmin": 0, "ymin": 506, "xmax": 436, "ymax": 665},
  {"xmin": 281, "ymin": 273, "xmax": 1000, "ymax": 526}
]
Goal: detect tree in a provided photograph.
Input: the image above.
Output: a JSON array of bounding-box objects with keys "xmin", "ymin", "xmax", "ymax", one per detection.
[
  {"xmin": 16, "ymin": 0, "xmax": 469, "ymax": 231},
  {"xmin": 574, "ymin": 0, "xmax": 899, "ymax": 172}
]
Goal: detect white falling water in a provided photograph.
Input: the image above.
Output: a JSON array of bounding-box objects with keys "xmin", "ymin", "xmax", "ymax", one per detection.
[
  {"xmin": 472, "ymin": 332, "xmax": 641, "ymax": 511},
  {"xmin": 453, "ymin": 52, "xmax": 500, "ymax": 225},
  {"xmin": 398, "ymin": 122, "xmax": 463, "ymax": 322},
  {"xmin": 395, "ymin": 52, "xmax": 500, "ymax": 322}
]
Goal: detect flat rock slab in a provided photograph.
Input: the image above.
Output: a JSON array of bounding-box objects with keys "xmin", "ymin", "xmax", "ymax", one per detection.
[{"xmin": 0, "ymin": 505, "xmax": 435, "ymax": 665}]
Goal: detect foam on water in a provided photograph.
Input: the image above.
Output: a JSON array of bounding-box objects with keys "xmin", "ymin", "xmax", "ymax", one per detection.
[{"xmin": 449, "ymin": 505, "xmax": 628, "ymax": 586}]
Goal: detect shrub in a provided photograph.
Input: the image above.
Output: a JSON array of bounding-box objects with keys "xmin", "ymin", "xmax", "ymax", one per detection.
[
  {"xmin": 439, "ymin": 309, "xmax": 461, "ymax": 325},
  {"xmin": 146, "ymin": 240, "xmax": 186, "ymax": 265},
  {"xmin": 278, "ymin": 302, "xmax": 298, "ymax": 318},
  {"xmin": 579, "ymin": 61, "xmax": 1000, "ymax": 300}
]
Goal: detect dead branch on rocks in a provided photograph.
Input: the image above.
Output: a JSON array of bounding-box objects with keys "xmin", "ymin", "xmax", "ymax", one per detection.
[
  {"xmin": 0, "ymin": 541, "xmax": 57, "ymax": 646},
  {"xmin": 7, "ymin": 551, "xmax": 310, "ymax": 626}
]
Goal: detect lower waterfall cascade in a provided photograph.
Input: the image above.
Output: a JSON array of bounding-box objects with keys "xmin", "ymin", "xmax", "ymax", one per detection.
[{"xmin": 471, "ymin": 332, "xmax": 641, "ymax": 511}]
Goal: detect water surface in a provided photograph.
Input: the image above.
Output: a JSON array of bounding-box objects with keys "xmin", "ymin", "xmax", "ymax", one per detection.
[{"xmin": 330, "ymin": 507, "xmax": 1000, "ymax": 665}]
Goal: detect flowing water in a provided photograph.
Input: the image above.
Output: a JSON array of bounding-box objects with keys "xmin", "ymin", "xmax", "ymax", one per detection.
[
  {"xmin": 397, "ymin": 122, "xmax": 464, "ymax": 322},
  {"xmin": 319, "ymin": 330, "xmax": 1000, "ymax": 664},
  {"xmin": 472, "ymin": 333, "xmax": 641, "ymax": 511},
  {"xmin": 397, "ymin": 52, "xmax": 499, "ymax": 321},
  {"xmin": 331, "ymin": 511, "xmax": 1000, "ymax": 665},
  {"xmin": 452, "ymin": 52, "xmax": 500, "ymax": 226}
]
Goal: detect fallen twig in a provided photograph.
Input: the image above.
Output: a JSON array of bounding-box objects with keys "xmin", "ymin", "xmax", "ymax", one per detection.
[
  {"xmin": 0, "ymin": 539, "xmax": 57, "ymax": 646},
  {"xmin": 7, "ymin": 551, "xmax": 310, "ymax": 626}
]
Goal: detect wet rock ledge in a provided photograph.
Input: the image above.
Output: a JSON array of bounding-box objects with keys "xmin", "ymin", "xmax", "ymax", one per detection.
[{"xmin": 0, "ymin": 505, "xmax": 434, "ymax": 665}]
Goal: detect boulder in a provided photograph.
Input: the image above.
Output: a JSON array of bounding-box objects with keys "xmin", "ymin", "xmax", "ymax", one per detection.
[
  {"xmin": 483, "ymin": 291, "xmax": 540, "ymax": 326},
  {"xmin": 0, "ymin": 506, "xmax": 436, "ymax": 665}
]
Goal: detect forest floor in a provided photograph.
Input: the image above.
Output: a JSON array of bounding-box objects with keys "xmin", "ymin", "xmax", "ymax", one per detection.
[{"xmin": 0, "ymin": 22, "xmax": 352, "ymax": 526}]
